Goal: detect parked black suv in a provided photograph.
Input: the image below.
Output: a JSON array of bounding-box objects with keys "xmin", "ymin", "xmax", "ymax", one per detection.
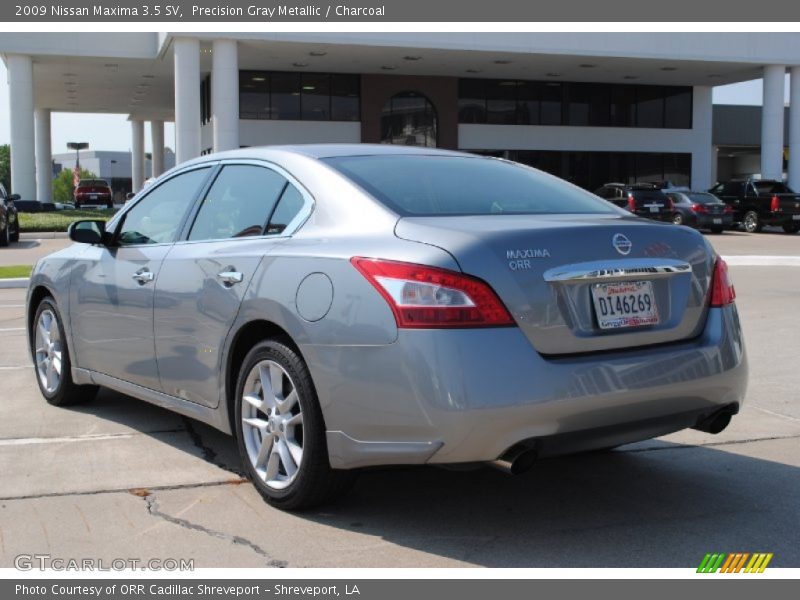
[
  {"xmin": 709, "ymin": 179, "xmax": 800, "ymax": 233},
  {"xmin": 594, "ymin": 183, "xmax": 673, "ymax": 222},
  {"xmin": 0, "ymin": 183, "xmax": 20, "ymax": 246}
]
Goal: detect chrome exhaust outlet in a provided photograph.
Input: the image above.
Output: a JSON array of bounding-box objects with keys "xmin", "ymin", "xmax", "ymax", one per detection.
[
  {"xmin": 693, "ymin": 404, "xmax": 738, "ymax": 434},
  {"xmin": 487, "ymin": 446, "xmax": 538, "ymax": 475}
]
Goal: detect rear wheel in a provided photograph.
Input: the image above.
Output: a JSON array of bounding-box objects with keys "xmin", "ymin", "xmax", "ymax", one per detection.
[
  {"xmin": 0, "ymin": 221, "xmax": 8, "ymax": 247},
  {"xmin": 782, "ymin": 223, "xmax": 800, "ymax": 234},
  {"xmin": 10, "ymin": 218, "xmax": 20, "ymax": 242},
  {"xmin": 32, "ymin": 297, "xmax": 98, "ymax": 406},
  {"xmin": 710, "ymin": 227, "xmax": 724, "ymax": 234},
  {"xmin": 234, "ymin": 338, "xmax": 356, "ymax": 510},
  {"xmin": 672, "ymin": 213, "xmax": 684, "ymax": 226},
  {"xmin": 743, "ymin": 211, "xmax": 762, "ymax": 233}
]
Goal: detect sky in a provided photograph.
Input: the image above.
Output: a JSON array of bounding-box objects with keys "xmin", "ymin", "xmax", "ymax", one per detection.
[{"xmin": 0, "ymin": 62, "xmax": 791, "ymax": 152}]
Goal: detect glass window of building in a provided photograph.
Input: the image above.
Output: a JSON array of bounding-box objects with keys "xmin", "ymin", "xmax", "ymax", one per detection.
[
  {"xmin": 239, "ymin": 72, "xmax": 270, "ymax": 120},
  {"xmin": 664, "ymin": 87, "xmax": 692, "ymax": 128},
  {"xmin": 331, "ymin": 74, "xmax": 360, "ymax": 121},
  {"xmin": 381, "ymin": 91, "xmax": 438, "ymax": 147},
  {"xmin": 301, "ymin": 73, "xmax": 331, "ymax": 120},
  {"xmin": 458, "ymin": 79, "xmax": 486, "ymax": 124},
  {"xmin": 516, "ymin": 81, "xmax": 540, "ymax": 125},
  {"xmin": 485, "ymin": 80, "xmax": 517, "ymax": 125},
  {"xmin": 271, "ymin": 72, "xmax": 302, "ymax": 120},
  {"xmin": 608, "ymin": 85, "xmax": 635, "ymax": 127},
  {"xmin": 635, "ymin": 86, "xmax": 665, "ymax": 128},
  {"xmin": 539, "ymin": 82, "xmax": 563, "ymax": 125}
]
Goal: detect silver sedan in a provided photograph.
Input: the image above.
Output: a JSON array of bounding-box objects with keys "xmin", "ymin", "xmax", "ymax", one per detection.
[{"xmin": 26, "ymin": 145, "xmax": 748, "ymax": 509}]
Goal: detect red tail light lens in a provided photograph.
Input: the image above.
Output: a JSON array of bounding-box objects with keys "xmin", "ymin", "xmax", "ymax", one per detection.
[
  {"xmin": 724, "ymin": 204, "xmax": 734, "ymax": 213},
  {"xmin": 771, "ymin": 195, "xmax": 781, "ymax": 212},
  {"xmin": 627, "ymin": 194, "xmax": 636, "ymax": 212},
  {"xmin": 666, "ymin": 197, "xmax": 674, "ymax": 210},
  {"xmin": 351, "ymin": 258, "xmax": 515, "ymax": 328},
  {"xmin": 692, "ymin": 203, "xmax": 708, "ymax": 213},
  {"xmin": 710, "ymin": 258, "xmax": 736, "ymax": 307}
]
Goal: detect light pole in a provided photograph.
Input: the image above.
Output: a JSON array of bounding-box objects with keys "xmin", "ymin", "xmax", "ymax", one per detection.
[{"xmin": 67, "ymin": 142, "xmax": 89, "ymax": 172}]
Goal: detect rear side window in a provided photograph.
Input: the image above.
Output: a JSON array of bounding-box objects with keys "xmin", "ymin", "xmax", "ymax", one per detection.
[
  {"xmin": 325, "ymin": 155, "xmax": 619, "ymax": 216},
  {"xmin": 188, "ymin": 165, "xmax": 287, "ymax": 241},
  {"xmin": 753, "ymin": 181, "xmax": 791, "ymax": 195},
  {"xmin": 266, "ymin": 184, "xmax": 306, "ymax": 235},
  {"xmin": 686, "ymin": 192, "xmax": 718, "ymax": 204}
]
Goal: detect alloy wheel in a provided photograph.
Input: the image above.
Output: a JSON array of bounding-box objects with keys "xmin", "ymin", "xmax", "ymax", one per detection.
[
  {"xmin": 241, "ymin": 360, "xmax": 304, "ymax": 490},
  {"xmin": 34, "ymin": 309, "xmax": 63, "ymax": 394}
]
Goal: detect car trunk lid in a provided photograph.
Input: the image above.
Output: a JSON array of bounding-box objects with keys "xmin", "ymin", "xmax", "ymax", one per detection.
[{"xmin": 395, "ymin": 214, "xmax": 713, "ymax": 355}]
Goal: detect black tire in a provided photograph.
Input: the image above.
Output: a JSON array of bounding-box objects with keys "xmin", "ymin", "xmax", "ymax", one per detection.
[
  {"xmin": 10, "ymin": 220, "xmax": 20, "ymax": 243},
  {"xmin": 0, "ymin": 221, "xmax": 8, "ymax": 247},
  {"xmin": 234, "ymin": 338, "xmax": 356, "ymax": 510},
  {"xmin": 31, "ymin": 297, "xmax": 99, "ymax": 406},
  {"xmin": 782, "ymin": 223, "xmax": 800, "ymax": 234},
  {"xmin": 743, "ymin": 211, "xmax": 762, "ymax": 233},
  {"xmin": 671, "ymin": 213, "xmax": 684, "ymax": 226},
  {"xmin": 710, "ymin": 227, "xmax": 724, "ymax": 234}
]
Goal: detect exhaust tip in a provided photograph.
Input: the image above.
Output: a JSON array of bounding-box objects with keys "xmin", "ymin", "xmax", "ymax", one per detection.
[
  {"xmin": 488, "ymin": 446, "xmax": 538, "ymax": 475},
  {"xmin": 693, "ymin": 404, "xmax": 738, "ymax": 434}
]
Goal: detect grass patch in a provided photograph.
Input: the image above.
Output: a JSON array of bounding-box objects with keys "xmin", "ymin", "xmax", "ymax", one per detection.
[
  {"xmin": 0, "ymin": 265, "xmax": 33, "ymax": 279},
  {"xmin": 18, "ymin": 209, "xmax": 117, "ymax": 233}
]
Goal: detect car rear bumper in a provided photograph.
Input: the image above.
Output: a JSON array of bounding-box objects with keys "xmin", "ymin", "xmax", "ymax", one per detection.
[
  {"xmin": 308, "ymin": 304, "xmax": 748, "ymax": 469},
  {"xmin": 763, "ymin": 213, "xmax": 800, "ymax": 226},
  {"xmin": 695, "ymin": 214, "xmax": 734, "ymax": 228}
]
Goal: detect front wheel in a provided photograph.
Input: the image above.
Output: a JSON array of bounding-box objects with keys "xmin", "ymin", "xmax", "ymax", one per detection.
[
  {"xmin": 672, "ymin": 213, "xmax": 684, "ymax": 226},
  {"xmin": 743, "ymin": 211, "xmax": 762, "ymax": 233},
  {"xmin": 32, "ymin": 297, "xmax": 99, "ymax": 406},
  {"xmin": 782, "ymin": 223, "xmax": 800, "ymax": 234},
  {"xmin": 710, "ymin": 227, "xmax": 724, "ymax": 234},
  {"xmin": 0, "ymin": 221, "xmax": 8, "ymax": 247},
  {"xmin": 234, "ymin": 339, "xmax": 356, "ymax": 510}
]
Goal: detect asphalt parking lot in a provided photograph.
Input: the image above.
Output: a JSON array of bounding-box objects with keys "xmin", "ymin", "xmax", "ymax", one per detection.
[{"xmin": 1, "ymin": 231, "xmax": 799, "ymax": 568}]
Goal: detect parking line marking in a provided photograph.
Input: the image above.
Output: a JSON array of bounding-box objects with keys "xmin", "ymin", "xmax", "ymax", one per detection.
[
  {"xmin": 0, "ymin": 327, "xmax": 25, "ymax": 332},
  {"xmin": 0, "ymin": 366, "xmax": 30, "ymax": 370},
  {"xmin": 0, "ymin": 428, "xmax": 185, "ymax": 447},
  {"xmin": 0, "ymin": 304, "xmax": 25, "ymax": 308},
  {"xmin": 723, "ymin": 255, "xmax": 800, "ymax": 267}
]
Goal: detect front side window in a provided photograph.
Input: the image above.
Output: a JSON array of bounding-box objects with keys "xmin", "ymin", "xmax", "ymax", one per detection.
[
  {"xmin": 117, "ymin": 168, "xmax": 211, "ymax": 246},
  {"xmin": 188, "ymin": 165, "xmax": 288, "ymax": 241},
  {"xmin": 325, "ymin": 155, "xmax": 619, "ymax": 216}
]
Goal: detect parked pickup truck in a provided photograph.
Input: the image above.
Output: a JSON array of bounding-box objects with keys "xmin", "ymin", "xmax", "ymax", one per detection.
[{"xmin": 709, "ymin": 179, "xmax": 800, "ymax": 233}]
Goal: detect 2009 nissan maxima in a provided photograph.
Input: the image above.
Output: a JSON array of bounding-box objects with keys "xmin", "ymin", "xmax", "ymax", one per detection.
[{"xmin": 27, "ymin": 145, "xmax": 748, "ymax": 509}]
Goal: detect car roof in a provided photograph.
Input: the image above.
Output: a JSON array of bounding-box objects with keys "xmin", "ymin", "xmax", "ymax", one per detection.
[{"xmin": 199, "ymin": 144, "xmax": 472, "ymax": 161}]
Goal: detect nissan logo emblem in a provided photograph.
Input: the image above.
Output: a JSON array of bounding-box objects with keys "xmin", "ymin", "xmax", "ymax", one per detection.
[{"xmin": 612, "ymin": 233, "xmax": 632, "ymax": 255}]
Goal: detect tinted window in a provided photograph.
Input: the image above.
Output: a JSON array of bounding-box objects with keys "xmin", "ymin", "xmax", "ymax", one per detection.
[
  {"xmin": 722, "ymin": 182, "xmax": 744, "ymax": 196},
  {"xmin": 381, "ymin": 92, "xmax": 437, "ymax": 147},
  {"xmin": 325, "ymin": 155, "xmax": 619, "ymax": 216},
  {"xmin": 458, "ymin": 79, "xmax": 486, "ymax": 124},
  {"xmin": 266, "ymin": 184, "xmax": 306, "ymax": 235},
  {"xmin": 330, "ymin": 74, "xmax": 360, "ymax": 121},
  {"xmin": 753, "ymin": 181, "xmax": 792, "ymax": 194},
  {"xmin": 635, "ymin": 87, "xmax": 664, "ymax": 128},
  {"xmin": 301, "ymin": 73, "xmax": 330, "ymax": 120},
  {"xmin": 609, "ymin": 85, "xmax": 635, "ymax": 127},
  {"xmin": 540, "ymin": 82, "xmax": 563, "ymax": 125},
  {"xmin": 271, "ymin": 73, "xmax": 302, "ymax": 120},
  {"xmin": 188, "ymin": 165, "xmax": 287, "ymax": 241},
  {"xmin": 117, "ymin": 168, "xmax": 210, "ymax": 246},
  {"xmin": 239, "ymin": 72, "xmax": 270, "ymax": 119},
  {"xmin": 686, "ymin": 193, "xmax": 719, "ymax": 204},
  {"xmin": 485, "ymin": 80, "xmax": 517, "ymax": 125},
  {"xmin": 516, "ymin": 81, "xmax": 539, "ymax": 125},
  {"xmin": 664, "ymin": 87, "xmax": 692, "ymax": 128}
]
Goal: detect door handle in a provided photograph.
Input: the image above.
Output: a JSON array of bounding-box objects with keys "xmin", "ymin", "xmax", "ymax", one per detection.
[
  {"xmin": 132, "ymin": 269, "xmax": 154, "ymax": 285},
  {"xmin": 217, "ymin": 270, "xmax": 244, "ymax": 286}
]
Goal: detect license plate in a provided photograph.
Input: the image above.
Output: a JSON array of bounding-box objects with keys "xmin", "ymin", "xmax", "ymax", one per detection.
[
  {"xmin": 713, "ymin": 218, "xmax": 722, "ymax": 224},
  {"xmin": 793, "ymin": 215, "xmax": 800, "ymax": 221},
  {"xmin": 90, "ymin": 194, "xmax": 97, "ymax": 200},
  {"xmin": 649, "ymin": 206, "xmax": 660, "ymax": 213},
  {"xmin": 591, "ymin": 281, "xmax": 659, "ymax": 330}
]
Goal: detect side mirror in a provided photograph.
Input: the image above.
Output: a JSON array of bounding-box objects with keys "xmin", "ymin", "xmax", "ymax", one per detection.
[
  {"xmin": 125, "ymin": 192, "xmax": 136, "ymax": 202},
  {"xmin": 68, "ymin": 220, "xmax": 107, "ymax": 245},
  {"xmin": 8, "ymin": 194, "xmax": 20, "ymax": 202}
]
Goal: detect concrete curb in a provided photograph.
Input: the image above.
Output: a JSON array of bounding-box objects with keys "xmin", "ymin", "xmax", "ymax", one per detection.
[
  {"xmin": 20, "ymin": 232, "xmax": 69, "ymax": 240},
  {"xmin": 0, "ymin": 278, "xmax": 30, "ymax": 289}
]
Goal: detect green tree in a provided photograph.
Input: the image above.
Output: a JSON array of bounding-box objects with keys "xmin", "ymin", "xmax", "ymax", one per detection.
[
  {"xmin": 53, "ymin": 167, "xmax": 96, "ymax": 203},
  {"xmin": 0, "ymin": 144, "xmax": 10, "ymax": 192}
]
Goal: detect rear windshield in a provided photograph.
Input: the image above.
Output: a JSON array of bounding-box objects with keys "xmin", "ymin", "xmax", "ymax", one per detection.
[
  {"xmin": 78, "ymin": 179, "xmax": 109, "ymax": 187},
  {"xmin": 324, "ymin": 155, "xmax": 619, "ymax": 216},
  {"xmin": 686, "ymin": 192, "xmax": 720, "ymax": 204},
  {"xmin": 753, "ymin": 181, "xmax": 792, "ymax": 194}
]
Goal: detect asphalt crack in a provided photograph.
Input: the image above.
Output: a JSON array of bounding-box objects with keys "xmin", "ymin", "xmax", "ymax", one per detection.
[
  {"xmin": 180, "ymin": 416, "xmax": 244, "ymax": 477},
  {"xmin": 141, "ymin": 491, "xmax": 288, "ymax": 568},
  {"xmin": 0, "ymin": 479, "xmax": 247, "ymax": 502}
]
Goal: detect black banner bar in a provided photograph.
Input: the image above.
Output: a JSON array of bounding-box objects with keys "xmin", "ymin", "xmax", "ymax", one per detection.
[{"xmin": 3, "ymin": 0, "xmax": 800, "ymax": 22}]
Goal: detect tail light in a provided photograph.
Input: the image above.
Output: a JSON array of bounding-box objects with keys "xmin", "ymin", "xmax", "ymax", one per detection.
[
  {"xmin": 351, "ymin": 258, "xmax": 515, "ymax": 328},
  {"xmin": 627, "ymin": 194, "xmax": 636, "ymax": 212},
  {"xmin": 691, "ymin": 203, "xmax": 708, "ymax": 213},
  {"xmin": 710, "ymin": 258, "xmax": 736, "ymax": 307},
  {"xmin": 666, "ymin": 197, "xmax": 674, "ymax": 210},
  {"xmin": 771, "ymin": 195, "xmax": 781, "ymax": 212},
  {"xmin": 724, "ymin": 205, "xmax": 734, "ymax": 213}
]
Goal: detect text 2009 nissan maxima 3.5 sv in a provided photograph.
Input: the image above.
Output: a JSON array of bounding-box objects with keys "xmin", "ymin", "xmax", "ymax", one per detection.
[{"xmin": 27, "ymin": 145, "xmax": 748, "ymax": 509}]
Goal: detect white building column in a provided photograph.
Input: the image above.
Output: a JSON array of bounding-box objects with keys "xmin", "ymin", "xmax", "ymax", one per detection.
[
  {"xmin": 212, "ymin": 39, "xmax": 239, "ymax": 152},
  {"xmin": 174, "ymin": 37, "xmax": 201, "ymax": 163},
  {"xmin": 761, "ymin": 65, "xmax": 786, "ymax": 181},
  {"xmin": 34, "ymin": 108, "xmax": 52, "ymax": 204},
  {"xmin": 789, "ymin": 66, "xmax": 800, "ymax": 191},
  {"xmin": 150, "ymin": 120, "xmax": 165, "ymax": 177},
  {"xmin": 131, "ymin": 119, "xmax": 145, "ymax": 193},
  {"xmin": 691, "ymin": 86, "xmax": 714, "ymax": 190},
  {"xmin": 7, "ymin": 54, "xmax": 36, "ymax": 201}
]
